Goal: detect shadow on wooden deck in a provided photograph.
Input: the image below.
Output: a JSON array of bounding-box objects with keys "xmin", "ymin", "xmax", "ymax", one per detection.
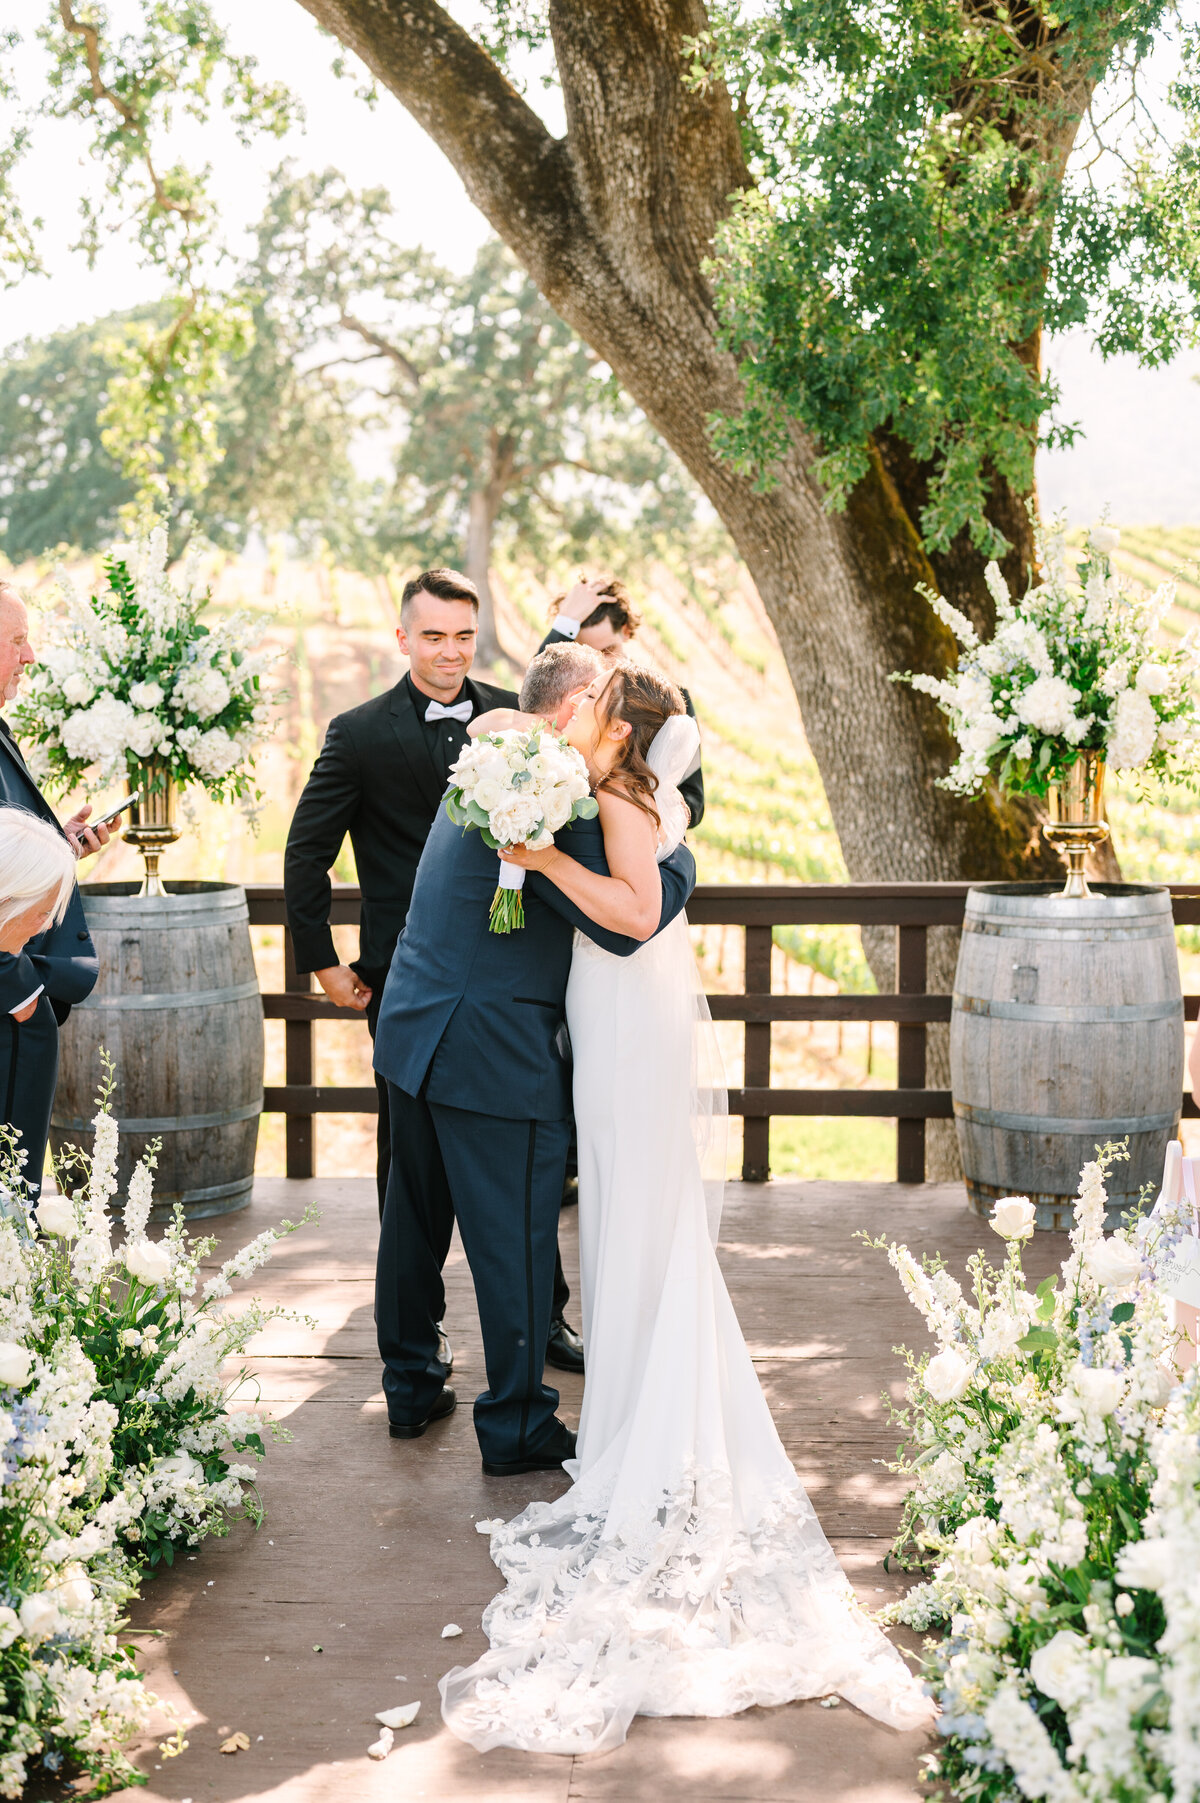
[{"xmin": 101, "ymin": 1177, "xmax": 1066, "ymax": 1803}]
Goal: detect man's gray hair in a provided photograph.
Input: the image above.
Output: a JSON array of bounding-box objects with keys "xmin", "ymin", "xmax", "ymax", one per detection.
[
  {"xmin": 0, "ymin": 808, "xmax": 75, "ymax": 941},
  {"xmin": 520, "ymin": 642, "xmax": 604, "ymax": 718}
]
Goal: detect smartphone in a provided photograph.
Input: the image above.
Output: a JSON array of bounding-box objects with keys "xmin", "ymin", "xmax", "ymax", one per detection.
[{"xmin": 89, "ymin": 790, "xmax": 142, "ymax": 831}]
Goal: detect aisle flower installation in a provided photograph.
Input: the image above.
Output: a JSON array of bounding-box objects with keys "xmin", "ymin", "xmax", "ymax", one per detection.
[
  {"xmin": 895, "ymin": 524, "xmax": 1200, "ymax": 796},
  {"xmin": 0, "ymin": 1074, "xmax": 311, "ymax": 1796},
  {"xmin": 872, "ymin": 1148, "xmax": 1200, "ymax": 1801},
  {"xmin": 8, "ymin": 519, "xmax": 275, "ymax": 804}
]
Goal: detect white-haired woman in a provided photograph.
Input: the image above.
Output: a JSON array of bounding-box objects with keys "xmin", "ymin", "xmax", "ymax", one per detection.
[{"xmin": 0, "ymin": 807, "xmax": 97, "ymax": 1194}]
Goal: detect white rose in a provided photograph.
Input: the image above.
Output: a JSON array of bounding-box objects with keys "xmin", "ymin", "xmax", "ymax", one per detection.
[
  {"xmin": 61, "ymin": 671, "xmax": 95, "ymax": 707},
  {"xmin": 924, "ymin": 1349, "xmax": 973, "ymax": 1404},
  {"xmin": 153, "ymin": 1449, "xmax": 202, "ymax": 1487},
  {"xmin": 35, "ymin": 1195, "xmax": 77, "ymax": 1238},
  {"xmin": 18, "ymin": 1592, "xmax": 59, "ymax": 1645},
  {"xmin": 1086, "ymin": 1235, "xmax": 1141, "ymax": 1289},
  {"xmin": 124, "ymin": 1239, "xmax": 173, "ymax": 1285},
  {"xmin": 472, "ymin": 778, "xmax": 506, "ymax": 813},
  {"xmin": 541, "ymin": 787, "xmax": 575, "ymax": 832},
  {"xmin": 1072, "ymin": 1363, "xmax": 1125, "ymax": 1418},
  {"xmin": 0, "ymin": 1342, "xmax": 31, "ymax": 1388},
  {"xmin": 52, "ymin": 1568, "xmax": 94, "ymax": 1612},
  {"xmin": 0, "ymin": 1606, "xmax": 18, "ymax": 1649},
  {"xmin": 991, "ymin": 1196, "xmax": 1037, "ymax": 1240},
  {"xmin": 129, "ymin": 680, "xmax": 164, "ymax": 710},
  {"xmin": 1116, "ymin": 1537, "xmax": 1173, "ymax": 1592},
  {"xmin": 1030, "ymin": 1628, "xmax": 1088, "ymax": 1705},
  {"xmin": 126, "ymin": 711, "xmax": 163, "ymax": 759},
  {"xmin": 1135, "ymin": 662, "xmax": 1171, "ymax": 696},
  {"xmin": 980, "ymin": 1610, "xmax": 1009, "ymax": 1647},
  {"xmin": 1090, "ymin": 525, "xmax": 1121, "ymax": 555}
]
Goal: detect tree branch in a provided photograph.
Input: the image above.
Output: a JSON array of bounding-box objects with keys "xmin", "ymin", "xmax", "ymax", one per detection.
[{"xmin": 337, "ymin": 311, "xmax": 422, "ymax": 387}]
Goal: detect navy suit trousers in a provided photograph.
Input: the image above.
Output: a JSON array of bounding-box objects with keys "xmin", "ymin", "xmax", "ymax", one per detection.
[
  {"xmin": 0, "ymin": 995, "xmax": 58, "ymax": 1197},
  {"xmin": 376, "ymin": 1082, "xmax": 570, "ymax": 1463}
]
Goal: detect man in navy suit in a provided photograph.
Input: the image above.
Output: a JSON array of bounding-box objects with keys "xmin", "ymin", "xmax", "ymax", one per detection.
[
  {"xmin": 373, "ymin": 801, "xmax": 696, "ymax": 1475},
  {"xmin": 0, "ymin": 583, "xmax": 107, "ymax": 1193}
]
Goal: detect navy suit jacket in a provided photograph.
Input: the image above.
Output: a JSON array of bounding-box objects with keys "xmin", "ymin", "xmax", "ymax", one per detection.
[
  {"xmin": 0, "ymin": 720, "xmax": 99, "ymax": 1019},
  {"xmin": 373, "ymin": 807, "xmax": 696, "ymax": 1120}
]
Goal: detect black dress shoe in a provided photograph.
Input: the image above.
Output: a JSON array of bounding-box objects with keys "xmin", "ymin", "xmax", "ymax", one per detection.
[
  {"xmin": 546, "ymin": 1315, "xmax": 585, "ymax": 1374},
  {"xmin": 482, "ymin": 1419, "xmax": 576, "ymax": 1477},
  {"xmin": 388, "ymin": 1387, "xmax": 456, "ymax": 1440},
  {"xmin": 437, "ymin": 1321, "xmax": 453, "ymax": 1373},
  {"xmin": 560, "ymin": 1173, "xmax": 579, "ymax": 1208}
]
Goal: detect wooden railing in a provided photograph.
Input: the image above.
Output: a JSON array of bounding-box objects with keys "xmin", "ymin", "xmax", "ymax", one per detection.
[{"xmin": 245, "ymin": 883, "xmax": 1200, "ymax": 1184}]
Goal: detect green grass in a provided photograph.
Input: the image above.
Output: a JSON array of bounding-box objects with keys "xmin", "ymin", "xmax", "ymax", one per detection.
[{"xmin": 769, "ymin": 1116, "xmax": 897, "ymax": 1180}]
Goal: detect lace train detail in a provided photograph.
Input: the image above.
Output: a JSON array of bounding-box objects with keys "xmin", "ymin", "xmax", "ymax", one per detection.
[{"xmin": 439, "ymin": 1466, "xmax": 933, "ymax": 1754}]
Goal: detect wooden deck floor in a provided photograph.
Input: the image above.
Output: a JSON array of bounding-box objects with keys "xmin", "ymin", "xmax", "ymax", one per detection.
[{"xmin": 97, "ymin": 1177, "xmax": 1066, "ymax": 1803}]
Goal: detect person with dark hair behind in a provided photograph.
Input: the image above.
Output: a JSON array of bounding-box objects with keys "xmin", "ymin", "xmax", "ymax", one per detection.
[
  {"xmin": 538, "ymin": 576, "xmax": 704, "ymax": 830},
  {"xmin": 285, "ymin": 567, "xmax": 584, "ymax": 1376}
]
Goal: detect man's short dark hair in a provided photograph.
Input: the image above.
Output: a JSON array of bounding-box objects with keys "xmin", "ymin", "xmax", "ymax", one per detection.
[
  {"xmin": 400, "ymin": 568, "xmax": 479, "ymax": 626},
  {"xmin": 549, "ymin": 577, "xmax": 640, "ymax": 637}
]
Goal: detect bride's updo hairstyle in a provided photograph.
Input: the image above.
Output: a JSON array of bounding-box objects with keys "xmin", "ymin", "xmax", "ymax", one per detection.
[{"xmin": 594, "ymin": 665, "xmax": 685, "ymax": 827}]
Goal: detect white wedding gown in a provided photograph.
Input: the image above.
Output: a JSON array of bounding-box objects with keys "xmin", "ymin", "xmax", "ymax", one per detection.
[{"xmin": 440, "ymin": 731, "xmax": 933, "ymax": 1755}]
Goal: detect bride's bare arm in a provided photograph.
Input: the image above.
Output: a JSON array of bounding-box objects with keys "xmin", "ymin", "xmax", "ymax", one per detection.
[
  {"xmin": 467, "ymin": 708, "xmax": 545, "ymax": 738},
  {"xmin": 500, "ymin": 788, "xmax": 662, "ymax": 939}
]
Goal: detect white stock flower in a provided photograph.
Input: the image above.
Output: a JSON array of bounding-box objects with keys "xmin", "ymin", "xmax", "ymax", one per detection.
[
  {"xmin": 924, "ymin": 1349, "xmax": 974, "ymax": 1403},
  {"xmin": 1086, "ymin": 1236, "xmax": 1141, "ymax": 1290},
  {"xmin": 0, "ymin": 1342, "xmax": 31, "ymax": 1387},
  {"xmin": 122, "ymin": 1160, "xmax": 155, "ymax": 1243},
  {"xmin": 1135, "ymin": 661, "xmax": 1171, "ymax": 696},
  {"xmin": 35, "ymin": 1195, "xmax": 77, "ymax": 1238},
  {"xmin": 124, "ymin": 1239, "xmax": 173, "ymax": 1285},
  {"xmin": 1115, "ymin": 1536, "xmax": 1173, "ymax": 1592},
  {"xmin": 991, "ymin": 1196, "xmax": 1037, "ymax": 1240},
  {"xmin": 1108, "ymin": 687, "xmax": 1158, "ymax": 770},
  {"xmin": 1030, "ymin": 1628, "xmax": 1090, "ymax": 1706},
  {"xmin": 128, "ymin": 680, "xmax": 164, "ymax": 710},
  {"xmin": 52, "ymin": 1567, "xmax": 95, "ymax": 1612}
]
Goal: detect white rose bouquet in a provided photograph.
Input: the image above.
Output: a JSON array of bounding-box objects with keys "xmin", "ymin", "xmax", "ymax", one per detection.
[
  {"xmin": 895, "ymin": 522, "xmax": 1200, "ymax": 796},
  {"xmin": 866, "ymin": 1145, "xmax": 1200, "ymax": 1803},
  {"xmin": 9, "ymin": 516, "xmax": 278, "ymax": 807},
  {"xmin": 445, "ymin": 727, "xmax": 597, "ymax": 932}
]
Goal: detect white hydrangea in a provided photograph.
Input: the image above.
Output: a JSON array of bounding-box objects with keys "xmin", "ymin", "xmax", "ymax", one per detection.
[
  {"xmin": 174, "ymin": 664, "xmax": 231, "ymax": 720},
  {"xmin": 58, "ymin": 694, "xmax": 136, "ymax": 769},
  {"xmin": 1108, "ymin": 686, "xmax": 1158, "ymax": 770},
  {"xmin": 1013, "ymin": 674, "xmax": 1081, "ymax": 736}
]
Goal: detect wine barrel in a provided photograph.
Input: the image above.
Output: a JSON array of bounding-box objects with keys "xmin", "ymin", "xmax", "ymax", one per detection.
[
  {"xmin": 50, "ymin": 882, "xmax": 264, "ymax": 1221},
  {"xmin": 951, "ymin": 883, "xmax": 1182, "ymax": 1230}
]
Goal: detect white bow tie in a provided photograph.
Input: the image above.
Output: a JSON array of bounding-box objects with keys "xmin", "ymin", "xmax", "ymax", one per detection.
[{"xmin": 425, "ymin": 699, "xmax": 473, "ymax": 724}]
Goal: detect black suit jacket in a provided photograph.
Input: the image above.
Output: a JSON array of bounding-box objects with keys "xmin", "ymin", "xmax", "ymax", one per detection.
[
  {"xmin": 0, "ymin": 719, "xmax": 98, "ymax": 1019},
  {"xmin": 284, "ymin": 674, "xmax": 518, "ymax": 977},
  {"xmin": 536, "ymin": 628, "xmax": 705, "ymax": 828}
]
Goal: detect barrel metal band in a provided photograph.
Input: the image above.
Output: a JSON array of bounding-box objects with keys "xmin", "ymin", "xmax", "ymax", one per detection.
[
  {"xmin": 955, "ymin": 1102, "xmax": 1179, "ymax": 1135},
  {"xmin": 76, "ymin": 978, "xmax": 261, "ymax": 1012},
  {"xmin": 53, "ymin": 1097, "xmax": 263, "ymax": 1134},
  {"xmin": 954, "ymin": 995, "xmax": 1183, "ymax": 1024},
  {"xmin": 963, "ymin": 919, "xmax": 1170, "ymax": 943}
]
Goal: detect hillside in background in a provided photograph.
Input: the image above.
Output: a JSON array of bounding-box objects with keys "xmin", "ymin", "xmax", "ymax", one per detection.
[{"xmin": 9, "ymin": 529, "xmax": 1200, "ymax": 1180}]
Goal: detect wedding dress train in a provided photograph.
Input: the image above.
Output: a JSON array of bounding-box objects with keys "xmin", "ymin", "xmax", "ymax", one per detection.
[{"xmin": 440, "ymin": 738, "xmax": 933, "ymax": 1754}]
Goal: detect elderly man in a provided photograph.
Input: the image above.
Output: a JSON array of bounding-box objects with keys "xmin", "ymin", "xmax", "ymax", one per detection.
[{"xmin": 0, "ymin": 581, "xmax": 107, "ymax": 1194}]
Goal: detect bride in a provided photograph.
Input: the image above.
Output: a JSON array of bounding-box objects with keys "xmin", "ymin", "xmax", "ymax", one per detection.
[{"xmin": 440, "ymin": 664, "xmax": 934, "ymax": 1753}]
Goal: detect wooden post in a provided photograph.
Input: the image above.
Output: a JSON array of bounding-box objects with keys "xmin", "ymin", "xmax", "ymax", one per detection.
[
  {"xmin": 743, "ymin": 924, "xmax": 773, "ymax": 1182},
  {"xmin": 896, "ymin": 923, "xmax": 927, "ymax": 1183},
  {"xmin": 284, "ymin": 928, "xmax": 315, "ymax": 1179}
]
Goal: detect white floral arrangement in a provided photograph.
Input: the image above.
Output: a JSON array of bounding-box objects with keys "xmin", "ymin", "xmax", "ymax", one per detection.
[
  {"xmin": 895, "ymin": 523, "xmax": 1200, "ymax": 796},
  {"xmin": 445, "ymin": 726, "xmax": 597, "ymax": 932},
  {"xmin": 0, "ymin": 1067, "xmax": 313, "ymax": 1795},
  {"xmin": 868, "ymin": 1146, "xmax": 1200, "ymax": 1802},
  {"xmin": 9, "ymin": 518, "xmax": 277, "ymax": 804}
]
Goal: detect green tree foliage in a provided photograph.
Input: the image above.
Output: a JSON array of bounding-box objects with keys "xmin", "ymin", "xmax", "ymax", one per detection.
[{"xmin": 689, "ymin": 1, "xmax": 1200, "ymax": 556}]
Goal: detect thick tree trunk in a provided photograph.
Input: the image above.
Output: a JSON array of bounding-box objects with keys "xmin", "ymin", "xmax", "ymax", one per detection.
[{"xmin": 464, "ymin": 486, "xmax": 503, "ymax": 666}]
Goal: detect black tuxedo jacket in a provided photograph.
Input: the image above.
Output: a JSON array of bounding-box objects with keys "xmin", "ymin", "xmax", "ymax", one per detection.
[
  {"xmin": 536, "ymin": 628, "xmax": 705, "ymax": 829},
  {"xmin": 0, "ymin": 719, "xmax": 98, "ymax": 1019},
  {"xmin": 284, "ymin": 674, "xmax": 517, "ymax": 977}
]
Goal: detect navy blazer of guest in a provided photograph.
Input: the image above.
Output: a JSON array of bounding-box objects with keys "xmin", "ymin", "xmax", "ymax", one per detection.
[
  {"xmin": 373, "ymin": 806, "xmax": 696, "ymax": 1122},
  {"xmin": 0, "ymin": 721, "xmax": 99, "ymax": 1019}
]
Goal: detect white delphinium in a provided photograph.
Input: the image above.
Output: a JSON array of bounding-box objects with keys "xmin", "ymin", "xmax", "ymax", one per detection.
[{"xmin": 983, "ymin": 1683, "xmax": 1081, "ymax": 1801}]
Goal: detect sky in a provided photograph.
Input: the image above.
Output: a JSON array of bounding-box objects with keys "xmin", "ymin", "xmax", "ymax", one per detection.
[{"xmin": 2, "ymin": 0, "xmax": 1197, "ymax": 527}]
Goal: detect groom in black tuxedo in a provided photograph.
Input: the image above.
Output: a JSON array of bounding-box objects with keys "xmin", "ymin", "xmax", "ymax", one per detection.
[
  {"xmin": 373, "ymin": 798, "xmax": 696, "ymax": 1474},
  {"xmin": 284, "ymin": 568, "xmax": 584, "ymax": 1371},
  {"xmin": 0, "ymin": 583, "xmax": 106, "ymax": 1194}
]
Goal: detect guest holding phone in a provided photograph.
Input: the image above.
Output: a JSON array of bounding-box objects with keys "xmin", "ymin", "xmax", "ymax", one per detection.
[{"xmin": 0, "ymin": 583, "xmax": 107, "ymax": 1193}]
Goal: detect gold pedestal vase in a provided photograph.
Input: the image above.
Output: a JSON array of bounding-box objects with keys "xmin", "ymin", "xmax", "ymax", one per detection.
[
  {"xmin": 124, "ymin": 763, "xmax": 182, "ymax": 898},
  {"xmin": 1043, "ymin": 752, "xmax": 1110, "ymax": 901}
]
